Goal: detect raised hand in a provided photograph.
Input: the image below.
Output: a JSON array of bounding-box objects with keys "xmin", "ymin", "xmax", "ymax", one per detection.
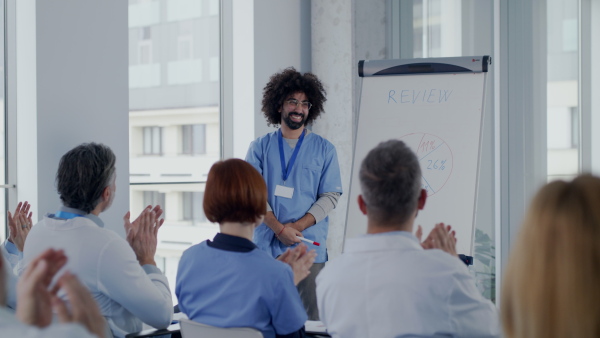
[
  {"xmin": 420, "ymin": 223, "xmax": 458, "ymax": 257},
  {"xmin": 124, "ymin": 206, "xmax": 164, "ymax": 266},
  {"xmin": 16, "ymin": 249, "xmax": 67, "ymax": 328},
  {"xmin": 7, "ymin": 201, "xmax": 34, "ymax": 252}
]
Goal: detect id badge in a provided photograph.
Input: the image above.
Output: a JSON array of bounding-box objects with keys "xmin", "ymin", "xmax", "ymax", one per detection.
[{"xmin": 274, "ymin": 185, "xmax": 294, "ymax": 199}]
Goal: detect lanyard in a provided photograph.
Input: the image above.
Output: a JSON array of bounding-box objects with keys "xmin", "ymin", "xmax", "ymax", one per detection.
[
  {"xmin": 278, "ymin": 128, "xmax": 306, "ymax": 183},
  {"xmin": 55, "ymin": 211, "xmax": 85, "ymax": 219}
]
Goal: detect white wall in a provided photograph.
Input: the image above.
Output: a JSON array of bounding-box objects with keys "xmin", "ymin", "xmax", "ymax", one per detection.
[
  {"xmin": 253, "ymin": 0, "xmax": 311, "ymax": 139},
  {"xmin": 32, "ymin": 0, "xmax": 129, "ymax": 237}
]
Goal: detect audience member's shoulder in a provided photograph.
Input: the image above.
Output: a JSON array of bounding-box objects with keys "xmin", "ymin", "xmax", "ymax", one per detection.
[
  {"xmin": 420, "ymin": 248, "xmax": 468, "ymax": 273},
  {"xmin": 180, "ymin": 241, "xmax": 207, "ymax": 258},
  {"xmin": 249, "ymin": 249, "xmax": 294, "ymax": 276},
  {"xmin": 315, "ymin": 254, "xmax": 350, "ymax": 283}
]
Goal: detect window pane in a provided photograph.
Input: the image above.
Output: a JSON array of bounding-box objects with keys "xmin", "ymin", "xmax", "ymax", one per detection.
[
  {"xmin": 181, "ymin": 125, "xmax": 191, "ymax": 154},
  {"xmin": 143, "ymin": 127, "xmax": 152, "ymax": 154},
  {"xmin": 152, "ymin": 126, "xmax": 161, "ymax": 154},
  {"xmin": 0, "ymin": 0, "xmax": 6, "ymax": 241},
  {"xmin": 129, "ymin": 0, "xmax": 220, "ymax": 303},
  {"xmin": 192, "ymin": 124, "xmax": 206, "ymax": 155},
  {"xmin": 547, "ymin": 0, "xmax": 579, "ymax": 182}
]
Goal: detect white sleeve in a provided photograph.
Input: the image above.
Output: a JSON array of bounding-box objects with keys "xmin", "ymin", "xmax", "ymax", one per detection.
[
  {"xmin": 97, "ymin": 239, "xmax": 173, "ymax": 329},
  {"xmin": 448, "ymin": 264, "xmax": 501, "ymax": 337},
  {"xmin": 1, "ymin": 240, "xmax": 21, "ymax": 267},
  {"xmin": 1, "ymin": 242, "xmax": 19, "ymax": 309}
]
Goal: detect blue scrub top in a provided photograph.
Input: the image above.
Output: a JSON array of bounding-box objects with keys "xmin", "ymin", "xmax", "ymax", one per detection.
[
  {"xmin": 176, "ymin": 235, "xmax": 307, "ymax": 338},
  {"xmin": 246, "ymin": 130, "xmax": 343, "ymax": 263}
]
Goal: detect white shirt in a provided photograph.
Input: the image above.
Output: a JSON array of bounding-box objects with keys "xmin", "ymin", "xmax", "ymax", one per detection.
[
  {"xmin": 316, "ymin": 231, "xmax": 500, "ymax": 338},
  {"xmin": 0, "ymin": 307, "xmax": 96, "ymax": 338},
  {"xmin": 1, "ymin": 240, "xmax": 19, "ymax": 309},
  {"xmin": 20, "ymin": 214, "xmax": 173, "ymax": 338}
]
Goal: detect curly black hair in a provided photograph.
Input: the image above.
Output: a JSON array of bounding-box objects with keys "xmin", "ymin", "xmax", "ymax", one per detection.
[{"xmin": 261, "ymin": 67, "xmax": 327, "ymax": 126}]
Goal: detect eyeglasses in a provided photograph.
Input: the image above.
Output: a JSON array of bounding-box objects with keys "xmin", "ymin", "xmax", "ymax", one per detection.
[{"xmin": 286, "ymin": 99, "xmax": 312, "ymax": 110}]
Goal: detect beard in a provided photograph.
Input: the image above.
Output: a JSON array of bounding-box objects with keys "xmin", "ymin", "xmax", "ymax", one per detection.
[{"xmin": 283, "ymin": 112, "xmax": 306, "ymax": 130}]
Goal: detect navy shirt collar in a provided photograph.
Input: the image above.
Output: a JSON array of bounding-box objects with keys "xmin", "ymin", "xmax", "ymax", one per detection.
[{"xmin": 207, "ymin": 233, "xmax": 257, "ymax": 252}]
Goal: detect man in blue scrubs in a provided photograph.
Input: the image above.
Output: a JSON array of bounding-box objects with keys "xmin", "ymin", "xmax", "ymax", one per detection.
[{"xmin": 246, "ymin": 67, "xmax": 342, "ymax": 320}]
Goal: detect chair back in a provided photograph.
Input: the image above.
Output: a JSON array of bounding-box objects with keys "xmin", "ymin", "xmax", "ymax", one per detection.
[{"xmin": 179, "ymin": 318, "xmax": 264, "ymax": 338}]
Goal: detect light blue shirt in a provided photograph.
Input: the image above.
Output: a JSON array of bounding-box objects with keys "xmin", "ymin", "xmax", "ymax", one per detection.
[
  {"xmin": 176, "ymin": 239, "xmax": 307, "ymax": 338},
  {"xmin": 246, "ymin": 130, "xmax": 343, "ymax": 263}
]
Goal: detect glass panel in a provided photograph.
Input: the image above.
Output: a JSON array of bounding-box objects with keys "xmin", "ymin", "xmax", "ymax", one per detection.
[
  {"xmin": 181, "ymin": 125, "xmax": 191, "ymax": 154},
  {"xmin": 392, "ymin": 0, "xmax": 496, "ymax": 302},
  {"xmin": 0, "ymin": 0, "xmax": 6, "ymax": 241},
  {"xmin": 129, "ymin": 0, "xmax": 220, "ymax": 303},
  {"xmin": 193, "ymin": 124, "xmax": 206, "ymax": 155},
  {"xmin": 547, "ymin": 0, "xmax": 579, "ymax": 182}
]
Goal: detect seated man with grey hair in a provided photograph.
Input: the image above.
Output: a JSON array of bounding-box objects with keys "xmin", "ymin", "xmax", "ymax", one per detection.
[
  {"xmin": 316, "ymin": 140, "xmax": 499, "ymax": 338},
  {"xmin": 19, "ymin": 143, "xmax": 173, "ymax": 338}
]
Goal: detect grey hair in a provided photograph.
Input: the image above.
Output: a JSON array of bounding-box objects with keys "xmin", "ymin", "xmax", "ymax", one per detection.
[
  {"xmin": 56, "ymin": 143, "xmax": 116, "ymax": 213},
  {"xmin": 359, "ymin": 139, "xmax": 422, "ymax": 226}
]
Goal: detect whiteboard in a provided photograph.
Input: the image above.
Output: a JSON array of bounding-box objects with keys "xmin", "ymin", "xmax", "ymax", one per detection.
[{"xmin": 346, "ymin": 65, "xmax": 487, "ymax": 255}]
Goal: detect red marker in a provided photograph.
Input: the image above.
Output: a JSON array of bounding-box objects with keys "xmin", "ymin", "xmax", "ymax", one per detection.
[{"xmin": 296, "ymin": 236, "xmax": 320, "ymax": 246}]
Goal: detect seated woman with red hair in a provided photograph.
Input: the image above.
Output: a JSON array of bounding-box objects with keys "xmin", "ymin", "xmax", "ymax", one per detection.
[{"xmin": 176, "ymin": 159, "xmax": 315, "ymax": 338}]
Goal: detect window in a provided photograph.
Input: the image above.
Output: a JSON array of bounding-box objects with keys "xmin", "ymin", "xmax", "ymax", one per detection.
[
  {"xmin": 128, "ymin": 0, "xmax": 220, "ymax": 303},
  {"xmin": 181, "ymin": 191, "xmax": 207, "ymax": 224},
  {"xmin": 143, "ymin": 126, "xmax": 162, "ymax": 155},
  {"xmin": 181, "ymin": 124, "xmax": 206, "ymax": 155},
  {"xmin": 177, "ymin": 21, "xmax": 193, "ymax": 60},
  {"xmin": 546, "ymin": 0, "xmax": 579, "ymax": 181},
  {"xmin": 0, "ymin": 0, "xmax": 7, "ymax": 240},
  {"xmin": 138, "ymin": 27, "xmax": 153, "ymax": 64},
  {"xmin": 143, "ymin": 191, "xmax": 165, "ymax": 210}
]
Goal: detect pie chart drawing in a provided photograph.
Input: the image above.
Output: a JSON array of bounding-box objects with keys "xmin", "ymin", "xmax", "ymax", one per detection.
[{"xmin": 400, "ymin": 133, "xmax": 454, "ymax": 196}]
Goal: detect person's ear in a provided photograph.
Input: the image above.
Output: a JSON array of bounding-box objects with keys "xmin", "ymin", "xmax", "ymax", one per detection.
[
  {"xmin": 357, "ymin": 195, "xmax": 368, "ymax": 215},
  {"xmin": 102, "ymin": 185, "xmax": 112, "ymax": 202},
  {"xmin": 417, "ymin": 189, "xmax": 427, "ymax": 210}
]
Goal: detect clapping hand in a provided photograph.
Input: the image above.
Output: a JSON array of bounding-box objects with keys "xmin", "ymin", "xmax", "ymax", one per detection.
[
  {"xmin": 416, "ymin": 223, "xmax": 458, "ymax": 257},
  {"xmin": 7, "ymin": 201, "xmax": 33, "ymax": 252},
  {"xmin": 124, "ymin": 205, "xmax": 164, "ymax": 266},
  {"xmin": 16, "ymin": 249, "xmax": 67, "ymax": 328},
  {"xmin": 277, "ymin": 243, "xmax": 317, "ymax": 285},
  {"xmin": 16, "ymin": 248, "xmax": 107, "ymax": 337}
]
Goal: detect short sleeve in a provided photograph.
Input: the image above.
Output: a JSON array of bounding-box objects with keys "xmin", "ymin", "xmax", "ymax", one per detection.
[
  {"xmin": 318, "ymin": 146, "xmax": 343, "ymax": 195},
  {"xmin": 245, "ymin": 139, "xmax": 264, "ymax": 175}
]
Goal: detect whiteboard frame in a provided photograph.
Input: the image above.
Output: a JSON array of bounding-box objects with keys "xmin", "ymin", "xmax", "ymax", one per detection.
[{"xmin": 344, "ymin": 56, "xmax": 491, "ymax": 255}]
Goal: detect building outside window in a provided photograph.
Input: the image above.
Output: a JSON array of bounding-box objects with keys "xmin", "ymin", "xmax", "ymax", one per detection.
[
  {"xmin": 138, "ymin": 27, "xmax": 153, "ymax": 64},
  {"xmin": 181, "ymin": 124, "xmax": 206, "ymax": 155},
  {"xmin": 546, "ymin": 0, "xmax": 579, "ymax": 182},
  {"xmin": 143, "ymin": 126, "xmax": 162, "ymax": 155},
  {"xmin": 143, "ymin": 191, "xmax": 166, "ymax": 211},
  {"xmin": 128, "ymin": 0, "xmax": 220, "ymax": 302},
  {"xmin": 181, "ymin": 191, "xmax": 207, "ymax": 224}
]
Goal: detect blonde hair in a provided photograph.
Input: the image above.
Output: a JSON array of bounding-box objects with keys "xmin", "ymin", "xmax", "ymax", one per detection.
[{"xmin": 501, "ymin": 174, "xmax": 600, "ymax": 337}]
